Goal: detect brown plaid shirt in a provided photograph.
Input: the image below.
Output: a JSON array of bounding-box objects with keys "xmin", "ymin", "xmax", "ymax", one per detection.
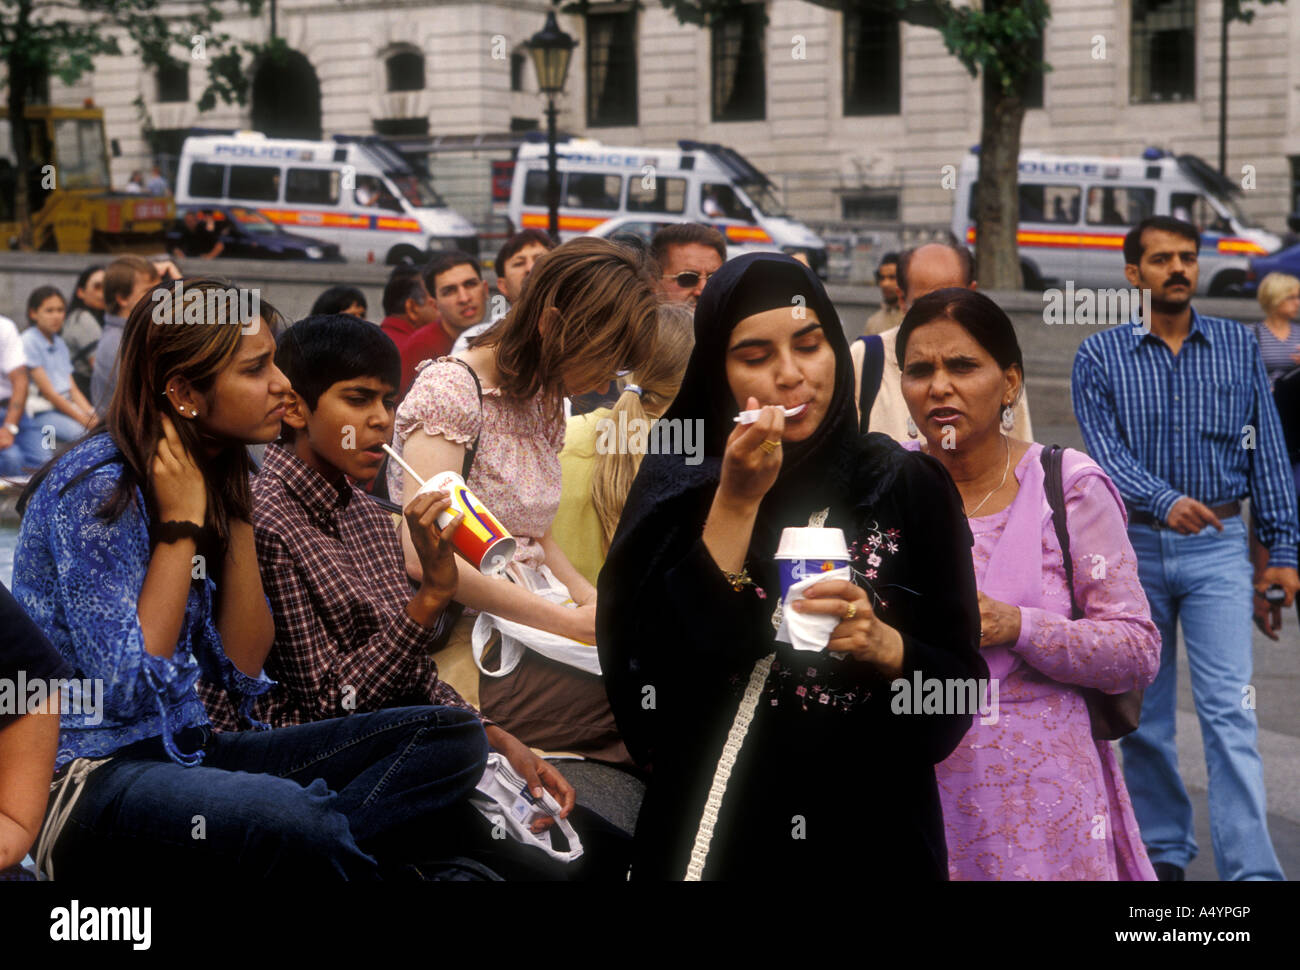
[{"xmin": 200, "ymin": 443, "xmax": 478, "ymax": 730}]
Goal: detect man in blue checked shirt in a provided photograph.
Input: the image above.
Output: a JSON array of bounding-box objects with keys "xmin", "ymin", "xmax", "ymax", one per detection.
[{"xmin": 1072, "ymin": 215, "xmax": 1299, "ymax": 882}]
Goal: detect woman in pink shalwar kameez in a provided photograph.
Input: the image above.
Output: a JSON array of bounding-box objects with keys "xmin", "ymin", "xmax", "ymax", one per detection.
[{"xmin": 897, "ymin": 287, "xmax": 1160, "ymax": 880}]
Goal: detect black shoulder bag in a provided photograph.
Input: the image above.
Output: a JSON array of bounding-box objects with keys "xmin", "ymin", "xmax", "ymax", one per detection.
[{"xmin": 1040, "ymin": 444, "xmax": 1144, "ymax": 741}]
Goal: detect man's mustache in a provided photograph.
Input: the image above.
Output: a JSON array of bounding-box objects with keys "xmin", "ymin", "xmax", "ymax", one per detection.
[{"xmin": 1166, "ymin": 275, "xmax": 1192, "ymax": 287}]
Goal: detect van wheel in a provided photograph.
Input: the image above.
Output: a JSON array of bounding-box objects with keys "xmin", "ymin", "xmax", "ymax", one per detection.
[
  {"xmin": 1021, "ymin": 262, "xmax": 1042, "ymax": 291},
  {"xmin": 387, "ymin": 245, "xmax": 424, "ymax": 266},
  {"xmin": 1209, "ymin": 270, "xmax": 1246, "ymax": 297}
]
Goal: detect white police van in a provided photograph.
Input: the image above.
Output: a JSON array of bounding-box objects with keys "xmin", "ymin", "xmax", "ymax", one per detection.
[
  {"xmin": 507, "ymin": 137, "xmax": 828, "ymax": 278},
  {"xmin": 175, "ymin": 132, "xmax": 479, "ymax": 264},
  {"xmin": 953, "ymin": 148, "xmax": 1282, "ymax": 294}
]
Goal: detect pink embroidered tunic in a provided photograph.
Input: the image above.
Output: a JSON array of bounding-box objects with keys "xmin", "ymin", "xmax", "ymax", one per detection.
[
  {"xmin": 906, "ymin": 441, "xmax": 1160, "ymax": 880},
  {"xmin": 389, "ymin": 357, "xmax": 565, "ymax": 570}
]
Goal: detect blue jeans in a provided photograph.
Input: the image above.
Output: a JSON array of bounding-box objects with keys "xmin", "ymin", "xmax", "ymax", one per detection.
[
  {"xmin": 1121, "ymin": 516, "xmax": 1285, "ymax": 880},
  {"xmin": 51, "ymin": 706, "xmax": 489, "ymax": 880},
  {"xmin": 17, "ymin": 410, "xmax": 86, "ymax": 468}
]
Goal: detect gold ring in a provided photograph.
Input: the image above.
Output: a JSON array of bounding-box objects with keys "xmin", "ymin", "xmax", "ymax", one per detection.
[
  {"xmin": 844, "ymin": 602, "xmax": 857, "ymax": 621},
  {"xmin": 759, "ymin": 439, "xmax": 781, "ymax": 455}
]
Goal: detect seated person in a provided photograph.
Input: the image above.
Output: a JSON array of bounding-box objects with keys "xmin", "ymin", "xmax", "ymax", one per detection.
[
  {"xmin": 171, "ymin": 210, "xmax": 224, "ymax": 260},
  {"xmin": 199, "ymin": 313, "xmax": 569, "ymax": 809},
  {"xmin": 0, "ymin": 584, "xmax": 70, "ymax": 879}
]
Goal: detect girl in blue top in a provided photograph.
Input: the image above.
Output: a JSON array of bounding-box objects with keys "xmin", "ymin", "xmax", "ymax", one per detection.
[
  {"xmin": 18, "ymin": 286, "xmax": 97, "ymax": 467},
  {"xmin": 14, "ymin": 279, "xmax": 498, "ymax": 880}
]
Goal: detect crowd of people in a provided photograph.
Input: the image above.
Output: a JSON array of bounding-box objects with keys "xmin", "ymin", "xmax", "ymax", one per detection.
[{"xmin": 1, "ymin": 215, "xmax": 1297, "ymax": 883}]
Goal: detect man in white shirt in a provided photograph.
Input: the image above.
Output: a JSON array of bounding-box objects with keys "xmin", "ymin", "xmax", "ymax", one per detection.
[{"xmin": 851, "ymin": 241, "xmax": 1033, "ymax": 441}]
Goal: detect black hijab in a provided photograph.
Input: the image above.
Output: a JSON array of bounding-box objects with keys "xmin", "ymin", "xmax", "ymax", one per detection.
[{"xmin": 608, "ymin": 251, "xmax": 902, "ymax": 575}]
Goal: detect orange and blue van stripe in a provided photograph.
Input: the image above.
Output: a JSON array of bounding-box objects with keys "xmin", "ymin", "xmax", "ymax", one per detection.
[
  {"xmin": 260, "ymin": 208, "xmax": 422, "ymax": 232},
  {"xmin": 965, "ymin": 226, "xmax": 1267, "ymax": 256}
]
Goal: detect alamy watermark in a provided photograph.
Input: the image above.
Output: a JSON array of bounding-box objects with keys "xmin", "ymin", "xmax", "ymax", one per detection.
[
  {"xmin": 593, "ymin": 413, "xmax": 704, "ymax": 466},
  {"xmin": 0, "ymin": 672, "xmax": 104, "ymax": 726},
  {"xmin": 890, "ymin": 671, "xmax": 1000, "ymax": 725},
  {"xmin": 151, "ymin": 282, "xmax": 261, "ymax": 335},
  {"xmin": 1043, "ymin": 283, "xmax": 1151, "ymax": 333}
]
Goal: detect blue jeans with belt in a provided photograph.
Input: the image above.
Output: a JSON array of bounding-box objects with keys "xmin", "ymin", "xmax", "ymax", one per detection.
[
  {"xmin": 1120, "ymin": 516, "xmax": 1285, "ymax": 880},
  {"xmin": 50, "ymin": 705, "xmax": 489, "ymax": 880}
]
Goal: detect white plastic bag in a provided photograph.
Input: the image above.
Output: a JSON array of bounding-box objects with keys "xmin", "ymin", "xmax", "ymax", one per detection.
[
  {"xmin": 470, "ymin": 562, "xmax": 602, "ymax": 677},
  {"xmin": 468, "ymin": 753, "xmax": 584, "ymax": 863}
]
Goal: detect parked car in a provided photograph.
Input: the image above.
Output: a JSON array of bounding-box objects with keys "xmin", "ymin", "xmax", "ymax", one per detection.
[
  {"xmin": 1243, "ymin": 237, "xmax": 1300, "ymax": 298},
  {"xmin": 584, "ymin": 214, "xmax": 780, "ymax": 261},
  {"xmin": 166, "ymin": 205, "xmax": 343, "ymax": 261}
]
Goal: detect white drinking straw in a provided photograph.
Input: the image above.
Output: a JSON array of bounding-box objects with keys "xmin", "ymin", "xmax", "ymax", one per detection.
[{"xmin": 381, "ymin": 443, "xmax": 426, "ymax": 487}]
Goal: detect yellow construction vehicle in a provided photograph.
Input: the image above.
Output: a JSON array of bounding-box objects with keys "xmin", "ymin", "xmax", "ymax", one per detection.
[{"xmin": 0, "ymin": 103, "xmax": 172, "ymax": 252}]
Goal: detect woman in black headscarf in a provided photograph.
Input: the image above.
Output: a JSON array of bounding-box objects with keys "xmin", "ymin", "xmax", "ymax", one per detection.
[{"xmin": 597, "ymin": 252, "xmax": 985, "ymax": 880}]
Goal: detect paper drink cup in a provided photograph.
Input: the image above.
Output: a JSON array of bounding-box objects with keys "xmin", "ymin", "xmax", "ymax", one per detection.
[
  {"xmin": 416, "ymin": 471, "xmax": 516, "ymax": 575},
  {"xmin": 774, "ymin": 527, "xmax": 850, "ymax": 600}
]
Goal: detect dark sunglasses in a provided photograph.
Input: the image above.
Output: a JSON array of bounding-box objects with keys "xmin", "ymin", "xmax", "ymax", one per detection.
[{"xmin": 663, "ymin": 270, "xmax": 713, "ymax": 288}]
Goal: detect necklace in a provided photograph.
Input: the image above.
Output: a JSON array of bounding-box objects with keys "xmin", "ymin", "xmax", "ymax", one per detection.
[{"xmin": 964, "ymin": 435, "xmax": 1011, "ymax": 518}]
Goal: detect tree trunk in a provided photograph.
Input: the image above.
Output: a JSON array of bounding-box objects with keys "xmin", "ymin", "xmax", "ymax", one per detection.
[
  {"xmin": 975, "ymin": 66, "xmax": 1026, "ymax": 290},
  {"xmin": 8, "ymin": 1, "xmax": 34, "ymax": 251}
]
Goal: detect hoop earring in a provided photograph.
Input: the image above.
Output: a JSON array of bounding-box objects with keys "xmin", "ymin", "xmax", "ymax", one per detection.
[
  {"xmin": 905, "ymin": 415, "xmax": 919, "ymax": 439},
  {"xmin": 1001, "ymin": 404, "xmax": 1015, "ymax": 433}
]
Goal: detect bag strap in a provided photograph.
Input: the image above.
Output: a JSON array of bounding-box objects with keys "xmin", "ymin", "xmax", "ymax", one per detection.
[
  {"xmin": 449, "ymin": 357, "xmax": 485, "ymax": 480},
  {"xmin": 35, "ymin": 756, "xmax": 111, "ymax": 880},
  {"xmin": 1039, "ymin": 444, "xmax": 1082, "ymax": 621},
  {"xmin": 684, "ymin": 651, "xmax": 775, "ymax": 881},
  {"xmin": 856, "ymin": 335, "xmax": 885, "ymax": 435}
]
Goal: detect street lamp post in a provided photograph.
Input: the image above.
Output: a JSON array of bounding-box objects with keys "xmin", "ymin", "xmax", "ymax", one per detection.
[{"xmin": 526, "ymin": 10, "xmax": 577, "ymax": 244}]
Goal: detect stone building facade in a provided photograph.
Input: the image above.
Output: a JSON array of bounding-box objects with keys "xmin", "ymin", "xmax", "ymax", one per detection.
[{"xmin": 29, "ymin": 0, "xmax": 1300, "ymax": 232}]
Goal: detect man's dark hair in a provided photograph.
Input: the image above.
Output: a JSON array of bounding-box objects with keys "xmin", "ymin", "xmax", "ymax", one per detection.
[
  {"xmin": 276, "ymin": 314, "xmax": 400, "ymax": 419},
  {"xmin": 897, "ymin": 241, "xmax": 975, "ymax": 299},
  {"xmin": 310, "ymin": 285, "xmax": 367, "ymax": 318},
  {"xmin": 875, "ymin": 252, "xmax": 900, "ymax": 280},
  {"xmin": 381, "ymin": 265, "xmax": 424, "ymax": 317},
  {"xmin": 1123, "ymin": 216, "xmax": 1201, "ymax": 267},
  {"xmin": 423, "ymin": 249, "xmax": 481, "ymax": 295},
  {"xmin": 495, "ymin": 229, "xmax": 555, "ymax": 280},
  {"xmin": 649, "ymin": 223, "xmax": 727, "ymax": 272}
]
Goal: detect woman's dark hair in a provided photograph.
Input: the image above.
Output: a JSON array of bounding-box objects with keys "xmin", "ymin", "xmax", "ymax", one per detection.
[
  {"xmin": 277, "ymin": 314, "xmax": 401, "ymax": 413},
  {"xmin": 67, "ymin": 264, "xmax": 106, "ymax": 320},
  {"xmin": 310, "ymin": 284, "xmax": 367, "ymax": 318},
  {"xmin": 20, "ymin": 279, "xmax": 285, "ymax": 565},
  {"xmin": 26, "ymin": 285, "xmax": 65, "ymax": 319},
  {"xmin": 895, "ymin": 287, "xmax": 1024, "ymax": 374}
]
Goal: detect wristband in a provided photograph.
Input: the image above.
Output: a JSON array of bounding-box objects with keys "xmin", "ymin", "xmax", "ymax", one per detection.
[{"xmin": 154, "ymin": 520, "xmax": 207, "ymax": 545}]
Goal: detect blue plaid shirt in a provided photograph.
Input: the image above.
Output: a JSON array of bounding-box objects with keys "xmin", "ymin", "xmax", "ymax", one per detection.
[{"xmin": 1072, "ymin": 309, "xmax": 1299, "ymax": 569}]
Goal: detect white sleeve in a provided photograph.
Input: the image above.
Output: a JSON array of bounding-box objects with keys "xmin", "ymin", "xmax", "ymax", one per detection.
[{"xmin": 0, "ymin": 317, "xmax": 27, "ymax": 374}]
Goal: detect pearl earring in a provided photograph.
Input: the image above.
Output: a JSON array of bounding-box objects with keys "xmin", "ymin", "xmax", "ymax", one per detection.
[
  {"xmin": 1001, "ymin": 403, "xmax": 1015, "ymax": 432},
  {"xmin": 905, "ymin": 414, "xmax": 919, "ymax": 439}
]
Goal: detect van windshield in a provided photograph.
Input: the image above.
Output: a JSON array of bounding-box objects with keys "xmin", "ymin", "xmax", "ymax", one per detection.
[
  {"xmin": 387, "ymin": 172, "xmax": 445, "ymax": 209},
  {"xmin": 740, "ymin": 182, "xmax": 789, "ymax": 219},
  {"xmin": 1215, "ymin": 193, "xmax": 1262, "ymax": 231}
]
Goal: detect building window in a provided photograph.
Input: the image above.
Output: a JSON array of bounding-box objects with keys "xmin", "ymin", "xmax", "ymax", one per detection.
[
  {"xmin": 843, "ymin": 8, "xmax": 899, "ymax": 116},
  {"xmin": 841, "ymin": 191, "xmax": 899, "ymax": 222},
  {"xmin": 24, "ymin": 64, "xmax": 50, "ymax": 105},
  {"xmin": 711, "ymin": 3, "xmax": 766, "ymax": 122},
  {"xmin": 156, "ymin": 60, "xmax": 189, "ymax": 104},
  {"xmin": 386, "ymin": 50, "xmax": 426, "ymax": 92},
  {"xmin": 511, "ymin": 51, "xmax": 528, "ymax": 92},
  {"xmin": 1023, "ymin": 29, "xmax": 1044, "ymax": 109},
  {"xmin": 587, "ymin": 10, "xmax": 638, "ymax": 127},
  {"xmin": 374, "ymin": 117, "xmax": 430, "ymax": 137},
  {"xmin": 1130, "ymin": 0, "xmax": 1195, "ymax": 103}
]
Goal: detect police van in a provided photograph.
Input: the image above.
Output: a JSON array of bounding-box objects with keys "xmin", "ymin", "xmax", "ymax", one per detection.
[
  {"xmin": 175, "ymin": 132, "xmax": 479, "ymax": 264},
  {"xmin": 953, "ymin": 148, "xmax": 1281, "ymax": 294},
  {"xmin": 507, "ymin": 137, "xmax": 828, "ymax": 278}
]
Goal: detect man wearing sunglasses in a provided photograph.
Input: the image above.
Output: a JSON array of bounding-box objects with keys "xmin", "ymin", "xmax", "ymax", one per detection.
[{"xmin": 650, "ymin": 223, "xmax": 726, "ymax": 308}]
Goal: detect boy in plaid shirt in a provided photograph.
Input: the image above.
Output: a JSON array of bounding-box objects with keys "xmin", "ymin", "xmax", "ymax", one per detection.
[{"xmin": 200, "ymin": 313, "xmax": 572, "ymax": 819}]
